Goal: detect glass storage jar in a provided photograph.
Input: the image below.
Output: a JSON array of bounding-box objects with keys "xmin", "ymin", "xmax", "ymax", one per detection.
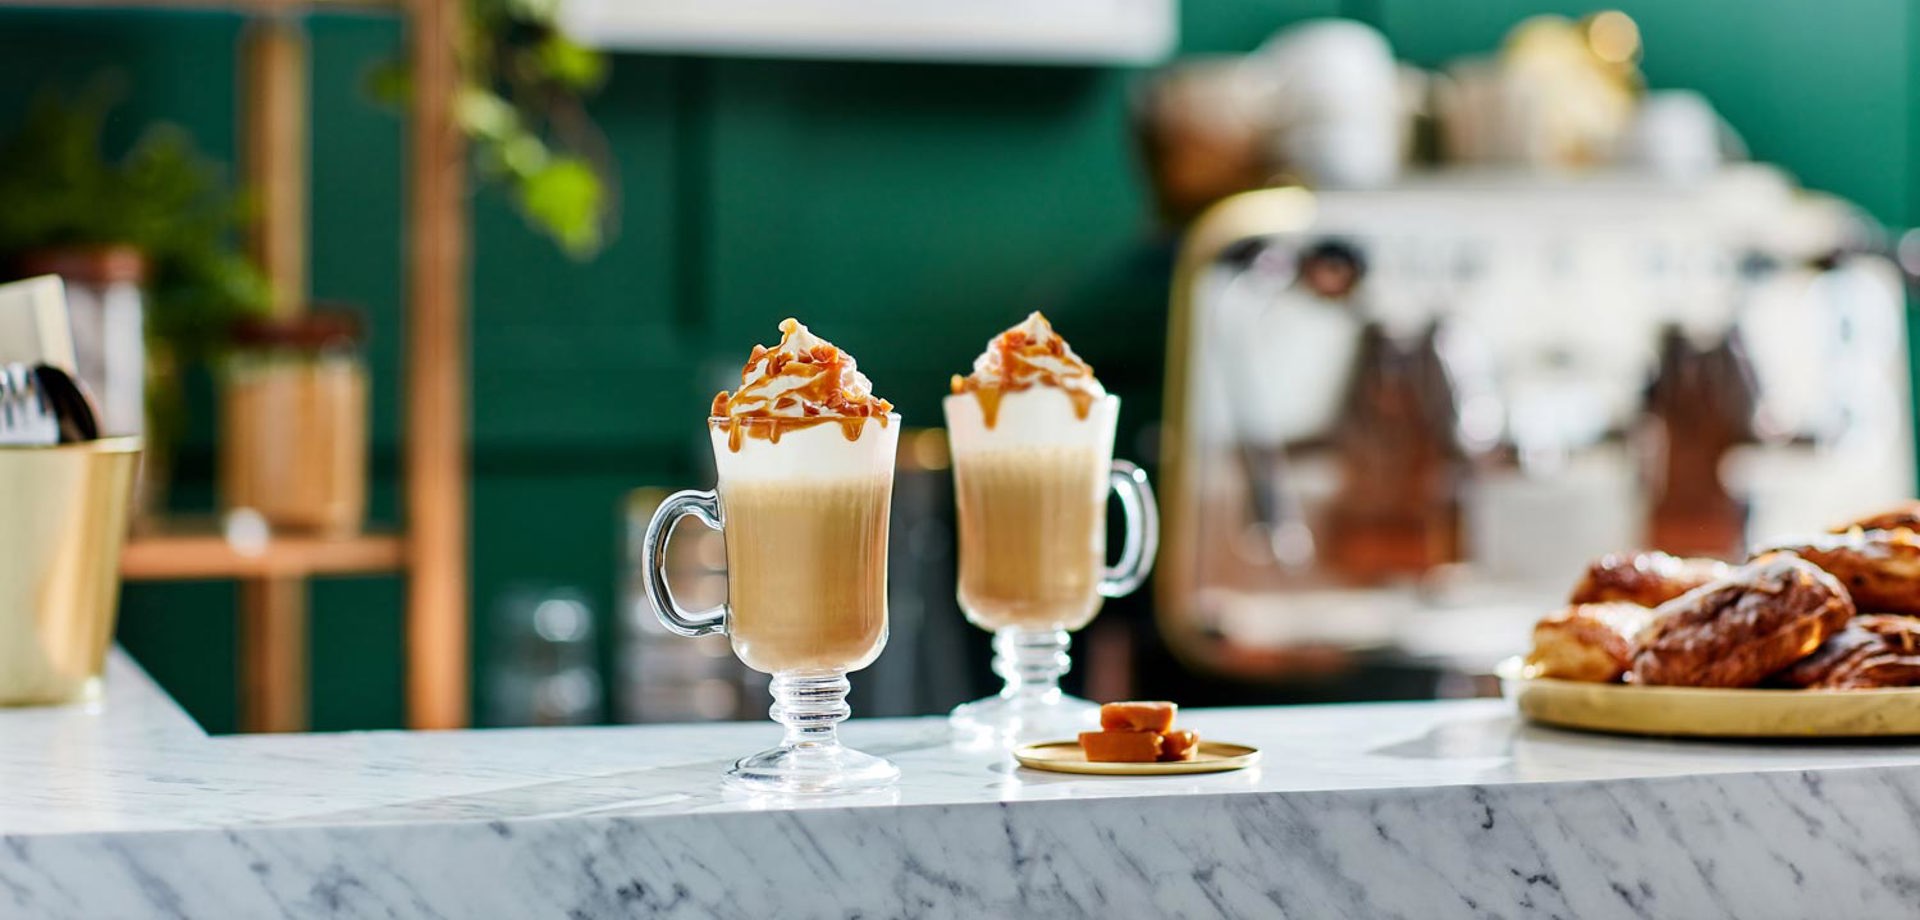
[{"xmin": 219, "ymin": 309, "xmax": 368, "ymax": 534}]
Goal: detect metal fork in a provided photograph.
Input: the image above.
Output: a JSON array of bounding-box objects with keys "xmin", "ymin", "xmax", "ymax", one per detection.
[{"xmin": 0, "ymin": 363, "xmax": 58, "ymax": 446}]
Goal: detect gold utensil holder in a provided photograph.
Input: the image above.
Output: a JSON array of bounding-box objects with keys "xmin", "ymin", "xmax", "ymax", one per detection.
[{"xmin": 0, "ymin": 437, "xmax": 140, "ymax": 706}]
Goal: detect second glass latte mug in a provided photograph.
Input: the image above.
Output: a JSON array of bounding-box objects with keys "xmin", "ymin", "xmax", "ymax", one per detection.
[
  {"xmin": 642, "ymin": 414, "xmax": 900, "ymax": 794},
  {"xmin": 945, "ymin": 391, "xmax": 1158, "ymax": 746}
]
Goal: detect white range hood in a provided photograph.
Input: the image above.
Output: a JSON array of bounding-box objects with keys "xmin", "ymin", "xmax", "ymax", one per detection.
[{"xmin": 559, "ymin": 0, "xmax": 1177, "ymax": 65}]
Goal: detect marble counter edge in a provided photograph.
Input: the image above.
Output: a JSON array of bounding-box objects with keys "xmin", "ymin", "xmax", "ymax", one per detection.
[{"xmin": 8, "ymin": 754, "xmax": 1920, "ymax": 919}]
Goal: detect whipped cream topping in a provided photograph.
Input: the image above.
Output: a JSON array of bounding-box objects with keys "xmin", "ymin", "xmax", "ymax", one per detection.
[
  {"xmin": 712, "ymin": 318, "xmax": 892, "ymax": 450},
  {"xmin": 714, "ymin": 318, "xmax": 892, "ymax": 420},
  {"xmin": 951, "ymin": 312, "xmax": 1104, "ymax": 427}
]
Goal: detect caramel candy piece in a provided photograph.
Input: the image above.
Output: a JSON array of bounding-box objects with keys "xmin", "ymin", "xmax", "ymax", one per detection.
[
  {"xmin": 1159, "ymin": 729, "xmax": 1199, "ymax": 762},
  {"xmin": 1078, "ymin": 730, "xmax": 1162, "ymax": 763},
  {"xmin": 1100, "ymin": 701, "xmax": 1177, "ymax": 733}
]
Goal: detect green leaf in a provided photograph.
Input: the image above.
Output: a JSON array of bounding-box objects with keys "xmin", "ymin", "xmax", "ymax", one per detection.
[
  {"xmin": 517, "ymin": 156, "xmax": 602, "ymax": 258},
  {"xmin": 455, "ymin": 87, "xmax": 519, "ymax": 140},
  {"xmin": 499, "ymin": 0, "xmax": 559, "ymax": 22},
  {"xmin": 537, "ymin": 36, "xmax": 606, "ymax": 90},
  {"xmin": 498, "ymin": 132, "xmax": 551, "ymax": 177}
]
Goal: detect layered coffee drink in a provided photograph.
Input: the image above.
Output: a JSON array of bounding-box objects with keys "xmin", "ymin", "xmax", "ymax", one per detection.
[
  {"xmin": 945, "ymin": 312, "xmax": 1156, "ymax": 746},
  {"xmin": 718, "ymin": 474, "xmax": 890, "ymax": 673},
  {"xmin": 948, "ymin": 312, "xmax": 1117, "ymax": 632},
  {"xmin": 952, "ymin": 446, "xmax": 1109, "ymax": 631},
  {"xmin": 645, "ymin": 317, "xmax": 902, "ymax": 793},
  {"xmin": 709, "ymin": 318, "xmax": 896, "ymax": 675}
]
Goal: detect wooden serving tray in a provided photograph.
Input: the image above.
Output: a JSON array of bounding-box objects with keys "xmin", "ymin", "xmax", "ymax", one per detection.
[{"xmin": 1499, "ymin": 657, "xmax": 1920, "ymax": 738}]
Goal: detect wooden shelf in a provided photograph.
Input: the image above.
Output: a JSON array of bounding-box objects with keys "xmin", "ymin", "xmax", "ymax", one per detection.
[
  {"xmin": 5, "ymin": 0, "xmax": 469, "ymax": 730},
  {"xmin": 122, "ymin": 522, "xmax": 406, "ymax": 581}
]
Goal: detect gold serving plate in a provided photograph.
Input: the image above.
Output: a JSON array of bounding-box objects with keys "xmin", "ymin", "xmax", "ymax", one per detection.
[
  {"xmin": 1498, "ymin": 657, "xmax": 1920, "ymax": 738},
  {"xmin": 1014, "ymin": 740, "xmax": 1261, "ymax": 776}
]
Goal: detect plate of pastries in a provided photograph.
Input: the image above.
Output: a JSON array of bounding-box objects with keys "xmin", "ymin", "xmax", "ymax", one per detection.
[{"xmin": 1503, "ymin": 502, "xmax": 1920, "ymax": 738}]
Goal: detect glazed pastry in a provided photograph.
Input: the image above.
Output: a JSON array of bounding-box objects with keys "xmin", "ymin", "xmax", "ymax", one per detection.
[
  {"xmin": 1630, "ymin": 554, "xmax": 1854, "ymax": 688},
  {"xmin": 1828, "ymin": 502, "xmax": 1920, "ymax": 535},
  {"xmin": 1526, "ymin": 602, "xmax": 1658, "ymax": 683},
  {"xmin": 1568, "ymin": 552, "xmax": 1730, "ymax": 608},
  {"xmin": 1774, "ymin": 624, "xmax": 1881, "ymax": 687},
  {"xmin": 1777, "ymin": 615, "xmax": 1920, "ymax": 690},
  {"xmin": 1762, "ymin": 529, "xmax": 1920, "ymax": 616}
]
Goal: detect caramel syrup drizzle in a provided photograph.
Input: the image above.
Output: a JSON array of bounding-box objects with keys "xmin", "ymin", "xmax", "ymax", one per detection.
[
  {"xmin": 713, "ymin": 342, "xmax": 893, "ymax": 452},
  {"xmin": 950, "ymin": 325, "xmax": 1098, "ymax": 428}
]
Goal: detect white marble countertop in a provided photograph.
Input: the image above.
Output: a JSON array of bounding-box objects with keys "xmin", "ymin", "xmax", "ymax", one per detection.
[{"xmin": 8, "ymin": 651, "xmax": 1920, "ymax": 918}]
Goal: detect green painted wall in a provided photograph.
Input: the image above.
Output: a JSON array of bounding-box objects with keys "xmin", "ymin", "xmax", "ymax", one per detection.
[{"xmin": 0, "ymin": 1, "xmax": 1908, "ymax": 729}]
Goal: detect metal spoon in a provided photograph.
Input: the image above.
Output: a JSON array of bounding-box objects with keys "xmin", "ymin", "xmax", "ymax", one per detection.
[{"xmin": 30, "ymin": 365, "xmax": 99, "ymax": 443}]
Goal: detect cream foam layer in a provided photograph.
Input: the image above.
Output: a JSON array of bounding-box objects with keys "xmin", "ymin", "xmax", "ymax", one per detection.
[
  {"xmin": 944, "ymin": 391, "xmax": 1117, "ymax": 455},
  {"xmin": 711, "ymin": 415, "xmax": 900, "ymax": 483}
]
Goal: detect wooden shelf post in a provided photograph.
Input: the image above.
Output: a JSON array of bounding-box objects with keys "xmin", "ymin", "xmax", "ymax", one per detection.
[
  {"xmin": 238, "ymin": 13, "xmax": 312, "ymax": 733},
  {"xmin": 238, "ymin": 577, "xmax": 309, "ymax": 730},
  {"xmin": 405, "ymin": 0, "xmax": 470, "ymax": 729},
  {"xmin": 243, "ymin": 15, "xmax": 308, "ymax": 313}
]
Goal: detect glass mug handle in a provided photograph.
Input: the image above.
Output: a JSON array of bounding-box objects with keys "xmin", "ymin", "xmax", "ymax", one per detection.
[
  {"xmin": 1099, "ymin": 459, "xmax": 1159, "ymax": 598},
  {"xmin": 642, "ymin": 489, "xmax": 729, "ymax": 637}
]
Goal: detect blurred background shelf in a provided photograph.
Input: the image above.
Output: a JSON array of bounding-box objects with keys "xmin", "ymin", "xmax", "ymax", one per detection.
[{"xmin": 122, "ymin": 523, "xmax": 406, "ymax": 581}]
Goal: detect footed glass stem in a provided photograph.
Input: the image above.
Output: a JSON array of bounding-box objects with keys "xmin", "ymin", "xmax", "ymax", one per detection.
[
  {"xmin": 950, "ymin": 628, "xmax": 1098, "ymax": 748},
  {"xmin": 729, "ymin": 672, "xmax": 898, "ymax": 794}
]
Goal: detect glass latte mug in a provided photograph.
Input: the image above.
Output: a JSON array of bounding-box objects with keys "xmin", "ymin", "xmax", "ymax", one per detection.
[
  {"xmin": 945, "ymin": 392, "xmax": 1157, "ymax": 746},
  {"xmin": 642, "ymin": 414, "xmax": 900, "ymax": 793}
]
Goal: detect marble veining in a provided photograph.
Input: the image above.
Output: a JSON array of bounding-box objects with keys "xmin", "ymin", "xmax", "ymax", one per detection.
[{"xmin": 6, "ymin": 651, "xmax": 1920, "ymax": 918}]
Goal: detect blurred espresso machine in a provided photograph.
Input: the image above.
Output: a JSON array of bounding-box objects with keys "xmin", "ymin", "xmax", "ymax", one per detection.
[{"xmin": 1155, "ymin": 170, "xmax": 1913, "ymax": 684}]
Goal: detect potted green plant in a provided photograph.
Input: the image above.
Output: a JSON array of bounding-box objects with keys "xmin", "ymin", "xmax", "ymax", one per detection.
[
  {"xmin": 0, "ymin": 87, "xmax": 271, "ymax": 514},
  {"xmin": 370, "ymin": 0, "xmax": 616, "ymax": 257}
]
